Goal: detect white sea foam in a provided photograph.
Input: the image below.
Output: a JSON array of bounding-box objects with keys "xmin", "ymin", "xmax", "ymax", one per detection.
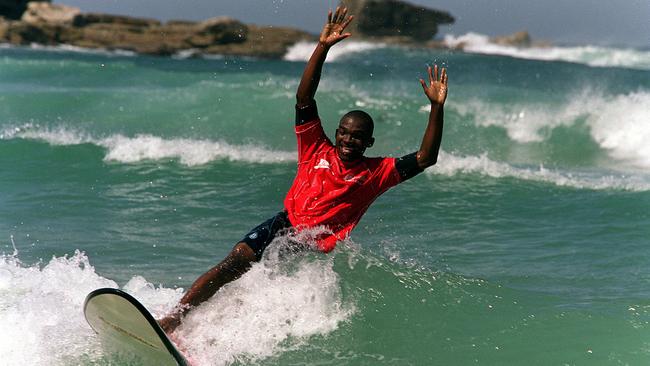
[
  {"xmin": 0, "ymin": 250, "xmax": 117, "ymax": 365},
  {"xmin": 430, "ymin": 151, "xmax": 650, "ymax": 191},
  {"xmin": 5, "ymin": 126, "xmax": 296, "ymax": 166},
  {"xmin": 443, "ymin": 32, "xmax": 650, "ymax": 70},
  {"xmin": 284, "ymin": 40, "xmax": 386, "ymax": 62},
  {"xmin": 178, "ymin": 237, "xmax": 351, "ymax": 365},
  {"xmin": 587, "ymin": 91, "xmax": 650, "ymax": 169},
  {"xmin": 101, "ymin": 134, "xmax": 296, "ymax": 165},
  {"xmin": 27, "ymin": 43, "xmax": 137, "ymax": 57},
  {"xmin": 447, "ymin": 98, "xmax": 578, "ymax": 144},
  {"xmin": 445, "ymin": 89, "xmax": 650, "ymax": 169},
  {"xmin": 19, "ymin": 126, "xmax": 89, "ymax": 145},
  {"xmin": 1, "ymin": 239, "xmax": 350, "ymax": 366}
]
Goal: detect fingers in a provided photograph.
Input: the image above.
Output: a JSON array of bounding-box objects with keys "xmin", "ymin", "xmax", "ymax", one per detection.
[
  {"xmin": 331, "ymin": 6, "xmax": 348, "ymax": 24},
  {"xmin": 426, "ymin": 64, "xmax": 448, "ymax": 84},
  {"xmin": 339, "ymin": 33, "xmax": 352, "ymax": 41},
  {"xmin": 419, "ymin": 78, "xmax": 427, "ymax": 91},
  {"xmin": 332, "ymin": 7, "xmax": 340, "ymax": 23},
  {"xmin": 341, "ymin": 14, "xmax": 354, "ymax": 30},
  {"xmin": 337, "ymin": 7, "xmax": 348, "ymax": 23}
]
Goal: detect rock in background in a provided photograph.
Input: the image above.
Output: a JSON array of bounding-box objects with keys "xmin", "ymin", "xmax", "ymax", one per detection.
[
  {"xmin": 0, "ymin": 0, "xmax": 541, "ymax": 58},
  {"xmin": 341, "ymin": 0, "xmax": 454, "ymax": 42},
  {"xmin": 0, "ymin": 1, "xmax": 313, "ymax": 57}
]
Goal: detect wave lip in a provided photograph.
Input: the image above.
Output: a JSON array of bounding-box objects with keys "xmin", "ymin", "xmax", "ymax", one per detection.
[
  {"xmin": 101, "ymin": 134, "xmax": 296, "ymax": 166},
  {"xmin": 431, "ymin": 151, "xmax": 650, "ymax": 192},
  {"xmin": 587, "ymin": 91, "xmax": 650, "ymax": 169},
  {"xmin": 443, "ymin": 32, "xmax": 650, "ymax": 70},
  {"xmin": 284, "ymin": 41, "xmax": 386, "ymax": 62},
  {"xmin": 4, "ymin": 125, "xmax": 297, "ymax": 166},
  {"xmin": 445, "ymin": 89, "xmax": 650, "ymax": 170}
]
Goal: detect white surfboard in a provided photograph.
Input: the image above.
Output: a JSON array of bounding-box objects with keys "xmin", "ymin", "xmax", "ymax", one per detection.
[{"xmin": 84, "ymin": 288, "xmax": 189, "ymax": 366}]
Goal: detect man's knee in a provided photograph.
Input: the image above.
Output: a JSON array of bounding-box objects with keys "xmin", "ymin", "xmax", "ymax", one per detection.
[{"xmin": 231, "ymin": 242, "xmax": 257, "ymax": 263}]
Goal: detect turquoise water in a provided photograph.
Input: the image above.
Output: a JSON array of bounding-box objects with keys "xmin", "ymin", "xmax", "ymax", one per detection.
[{"xmin": 1, "ymin": 40, "xmax": 650, "ymax": 365}]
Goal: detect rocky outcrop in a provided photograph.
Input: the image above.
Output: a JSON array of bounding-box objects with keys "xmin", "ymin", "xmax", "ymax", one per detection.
[
  {"xmin": 21, "ymin": 2, "xmax": 79, "ymax": 25},
  {"xmin": 341, "ymin": 0, "xmax": 454, "ymax": 42},
  {"xmin": 490, "ymin": 30, "xmax": 551, "ymax": 48},
  {"xmin": 0, "ymin": 2, "xmax": 314, "ymax": 57},
  {"xmin": 0, "ymin": 0, "xmax": 49, "ymax": 20},
  {"xmin": 4, "ymin": 1, "xmax": 545, "ymax": 58},
  {"xmin": 491, "ymin": 31, "xmax": 531, "ymax": 47},
  {"xmin": 58, "ymin": 15, "xmax": 250, "ymax": 55}
]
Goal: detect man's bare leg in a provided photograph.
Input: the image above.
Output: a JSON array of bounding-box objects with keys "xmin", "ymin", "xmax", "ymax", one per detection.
[{"xmin": 159, "ymin": 242, "xmax": 257, "ymax": 333}]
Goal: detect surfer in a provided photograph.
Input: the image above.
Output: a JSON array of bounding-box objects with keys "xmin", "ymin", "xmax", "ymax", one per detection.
[{"xmin": 159, "ymin": 7, "xmax": 448, "ymax": 334}]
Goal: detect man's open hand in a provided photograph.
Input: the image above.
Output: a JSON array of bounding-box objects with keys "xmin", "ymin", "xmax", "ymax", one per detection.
[
  {"xmin": 319, "ymin": 7, "xmax": 354, "ymax": 48},
  {"xmin": 420, "ymin": 65, "xmax": 448, "ymax": 106}
]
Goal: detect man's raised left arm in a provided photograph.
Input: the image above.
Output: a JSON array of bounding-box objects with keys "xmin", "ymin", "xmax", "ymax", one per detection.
[{"xmin": 416, "ymin": 64, "xmax": 448, "ymax": 169}]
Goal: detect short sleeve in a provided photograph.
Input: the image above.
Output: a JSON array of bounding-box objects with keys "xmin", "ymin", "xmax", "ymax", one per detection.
[
  {"xmin": 295, "ymin": 100, "xmax": 319, "ymax": 126},
  {"xmin": 294, "ymin": 101, "xmax": 330, "ymax": 163},
  {"xmin": 395, "ymin": 151, "xmax": 424, "ymax": 181}
]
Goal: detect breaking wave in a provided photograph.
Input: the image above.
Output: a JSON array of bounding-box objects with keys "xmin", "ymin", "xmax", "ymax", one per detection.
[
  {"xmin": 446, "ymin": 89, "xmax": 650, "ymax": 169},
  {"xmin": 431, "ymin": 151, "xmax": 650, "ymax": 192},
  {"xmin": 443, "ymin": 32, "xmax": 650, "ymax": 70},
  {"xmin": 1, "ymin": 125, "xmax": 296, "ymax": 166},
  {"xmin": 284, "ymin": 40, "xmax": 386, "ymax": 62}
]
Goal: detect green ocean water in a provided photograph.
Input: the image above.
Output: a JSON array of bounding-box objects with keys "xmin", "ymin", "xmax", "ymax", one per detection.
[{"xmin": 1, "ymin": 40, "xmax": 650, "ymax": 365}]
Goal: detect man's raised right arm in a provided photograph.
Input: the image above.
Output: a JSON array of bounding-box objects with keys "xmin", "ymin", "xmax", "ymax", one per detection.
[{"xmin": 296, "ymin": 7, "xmax": 353, "ymax": 108}]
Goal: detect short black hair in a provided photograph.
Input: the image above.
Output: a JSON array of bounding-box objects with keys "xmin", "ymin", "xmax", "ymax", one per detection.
[{"xmin": 340, "ymin": 110, "xmax": 374, "ymax": 135}]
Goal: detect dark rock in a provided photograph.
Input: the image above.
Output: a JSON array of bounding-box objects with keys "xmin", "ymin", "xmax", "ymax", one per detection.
[
  {"xmin": 189, "ymin": 17, "xmax": 248, "ymax": 46},
  {"xmin": 341, "ymin": 0, "xmax": 454, "ymax": 41},
  {"xmin": 72, "ymin": 13, "xmax": 160, "ymax": 28},
  {"xmin": 4, "ymin": 20, "xmax": 62, "ymax": 44},
  {"xmin": 165, "ymin": 20, "xmax": 196, "ymax": 27},
  {"xmin": 203, "ymin": 25, "xmax": 314, "ymax": 59}
]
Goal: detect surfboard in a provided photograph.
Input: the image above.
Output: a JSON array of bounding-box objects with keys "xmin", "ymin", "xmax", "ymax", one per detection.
[{"xmin": 84, "ymin": 288, "xmax": 189, "ymax": 366}]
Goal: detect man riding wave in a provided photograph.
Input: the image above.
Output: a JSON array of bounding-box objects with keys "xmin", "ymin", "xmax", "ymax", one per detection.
[{"xmin": 159, "ymin": 7, "xmax": 448, "ymax": 333}]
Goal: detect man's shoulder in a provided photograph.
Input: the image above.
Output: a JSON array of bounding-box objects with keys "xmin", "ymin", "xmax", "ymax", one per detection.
[{"xmin": 295, "ymin": 118, "xmax": 322, "ymax": 133}]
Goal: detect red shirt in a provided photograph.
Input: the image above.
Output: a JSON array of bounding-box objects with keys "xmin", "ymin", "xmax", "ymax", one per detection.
[{"xmin": 283, "ymin": 118, "xmax": 403, "ymax": 252}]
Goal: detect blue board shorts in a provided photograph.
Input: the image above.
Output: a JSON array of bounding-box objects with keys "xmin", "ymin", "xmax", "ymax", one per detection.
[{"xmin": 241, "ymin": 210, "xmax": 293, "ymax": 260}]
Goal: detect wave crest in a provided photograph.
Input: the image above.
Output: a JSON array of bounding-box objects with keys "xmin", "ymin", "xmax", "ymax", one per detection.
[
  {"xmin": 4, "ymin": 126, "xmax": 296, "ymax": 166},
  {"xmin": 431, "ymin": 151, "xmax": 650, "ymax": 191},
  {"xmin": 447, "ymin": 89, "xmax": 650, "ymax": 169},
  {"xmin": 443, "ymin": 32, "xmax": 650, "ymax": 70},
  {"xmin": 101, "ymin": 134, "xmax": 295, "ymax": 165},
  {"xmin": 284, "ymin": 41, "xmax": 386, "ymax": 62}
]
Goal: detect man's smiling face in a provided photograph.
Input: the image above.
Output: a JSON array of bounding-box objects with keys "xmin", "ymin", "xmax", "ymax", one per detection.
[{"xmin": 335, "ymin": 111, "xmax": 375, "ymax": 162}]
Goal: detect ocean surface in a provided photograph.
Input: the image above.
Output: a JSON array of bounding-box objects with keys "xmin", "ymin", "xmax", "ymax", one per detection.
[{"xmin": 1, "ymin": 35, "xmax": 650, "ymax": 365}]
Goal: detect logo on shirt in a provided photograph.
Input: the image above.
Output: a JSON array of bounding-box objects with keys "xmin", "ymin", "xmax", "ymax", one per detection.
[{"xmin": 314, "ymin": 158, "xmax": 330, "ymax": 170}]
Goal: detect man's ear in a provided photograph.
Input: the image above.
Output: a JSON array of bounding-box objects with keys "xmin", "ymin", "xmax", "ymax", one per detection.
[{"xmin": 366, "ymin": 137, "xmax": 375, "ymax": 148}]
